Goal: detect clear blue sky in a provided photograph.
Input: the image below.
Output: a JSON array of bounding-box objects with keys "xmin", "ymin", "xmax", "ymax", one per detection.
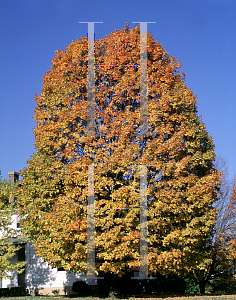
[{"xmin": 0, "ymin": 0, "xmax": 235, "ymax": 182}]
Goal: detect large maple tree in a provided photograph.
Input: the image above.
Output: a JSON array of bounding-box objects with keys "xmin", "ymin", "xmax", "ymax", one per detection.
[{"xmin": 16, "ymin": 24, "xmax": 222, "ymax": 282}]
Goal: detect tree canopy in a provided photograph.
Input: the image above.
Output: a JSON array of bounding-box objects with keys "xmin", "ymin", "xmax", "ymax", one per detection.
[{"xmin": 16, "ymin": 24, "xmax": 222, "ymax": 281}]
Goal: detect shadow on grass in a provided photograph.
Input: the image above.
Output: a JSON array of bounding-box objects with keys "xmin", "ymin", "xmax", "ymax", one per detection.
[{"xmin": 64, "ymin": 292, "xmax": 236, "ymax": 299}]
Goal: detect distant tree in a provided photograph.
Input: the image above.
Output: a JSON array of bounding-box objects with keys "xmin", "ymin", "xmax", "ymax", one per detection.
[
  {"xmin": 186, "ymin": 157, "xmax": 236, "ymax": 294},
  {"xmin": 228, "ymin": 182, "xmax": 236, "ymax": 262},
  {"xmin": 0, "ymin": 171, "xmax": 27, "ymax": 280},
  {"xmin": 16, "ymin": 24, "xmax": 222, "ymax": 286}
]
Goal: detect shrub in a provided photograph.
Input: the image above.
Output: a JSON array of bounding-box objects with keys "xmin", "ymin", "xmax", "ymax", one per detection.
[
  {"xmin": 0, "ymin": 287, "xmax": 29, "ymax": 297},
  {"xmin": 72, "ymin": 280, "xmax": 88, "ymax": 295},
  {"xmin": 158, "ymin": 275, "xmax": 186, "ymax": 294},
  {"xmin": 52, "ymin": 288, "xmax": 60, "ymax": 295},
  {"xmin": 207, "ymin": 275, "xmax": 236, "ymax": 294},
  {"xmin": 180, "ymin": 274, "xmax": 199, "ymax": 294}
]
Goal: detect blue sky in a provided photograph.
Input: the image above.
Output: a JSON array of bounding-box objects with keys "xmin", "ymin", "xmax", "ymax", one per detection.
[{"xmin": 0, "ymin": 0, "xmax": 235, "ymax": 182}]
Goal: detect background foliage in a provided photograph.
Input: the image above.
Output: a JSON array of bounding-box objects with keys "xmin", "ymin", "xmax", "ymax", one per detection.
[{"xmin": 0, "ymin": 172, "xmax": 27, "ymax": 280}]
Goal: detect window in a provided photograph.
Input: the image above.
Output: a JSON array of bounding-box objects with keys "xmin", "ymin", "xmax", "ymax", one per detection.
[{"xmin": 18, "ymin": 244, "xmax": 25, "ymax": 261}]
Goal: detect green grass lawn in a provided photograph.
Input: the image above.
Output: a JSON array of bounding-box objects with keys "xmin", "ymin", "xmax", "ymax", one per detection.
[{"xmin": 1, "ymin": 295, "xmax": 236, "ymax": 300}]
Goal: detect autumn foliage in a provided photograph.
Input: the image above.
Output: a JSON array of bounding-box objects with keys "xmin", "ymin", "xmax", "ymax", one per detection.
[
  {"xmin": 224, "ymin": 181, "xmax": 236, "ymax": 261},
  {"xmin": 0, "ymin": 172, "xmax": 27, "ymax": 279},
  {"xmin": 16, "ymin": 24, "xmax": 222, "ymax": 280}
]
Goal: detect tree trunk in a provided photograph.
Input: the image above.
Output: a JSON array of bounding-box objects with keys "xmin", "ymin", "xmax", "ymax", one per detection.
[{"xmin": 199, "ymin": 280, "xmax": 206, "ymax": 294}]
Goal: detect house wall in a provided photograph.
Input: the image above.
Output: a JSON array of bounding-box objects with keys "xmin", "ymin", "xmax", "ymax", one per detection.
[
  {"xmin": 0, "ymin": 211, "xmax": 23, "ymax": 289},
  {"xmin": 24, "ymin": 241, "xmax": 97, "ymax": 295},
  {"xmin": 1, "ymin": 213, "xmax": 98, "ymax": 296}
]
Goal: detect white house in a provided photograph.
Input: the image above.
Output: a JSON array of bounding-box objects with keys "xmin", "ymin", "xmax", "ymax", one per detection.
[
  {"xmin": 0, "ymin": 172, "xmax": 99, "ymax": 296},
  {"xmin": 0, "ymin": 214, "xmax": 99, "ymax": 296}
]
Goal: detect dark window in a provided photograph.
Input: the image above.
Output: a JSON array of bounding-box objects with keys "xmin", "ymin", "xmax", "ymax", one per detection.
[
  {"xmin": 58, "ymin": 267, "xmax": 66, "ymax": 271},
  {"xmin": 18, "ymin": 244, "xmax": 26, "ymax": 288},
  {"xmin": 18, "ymin": 244, "xmax": 25, "ymax": 261}
]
